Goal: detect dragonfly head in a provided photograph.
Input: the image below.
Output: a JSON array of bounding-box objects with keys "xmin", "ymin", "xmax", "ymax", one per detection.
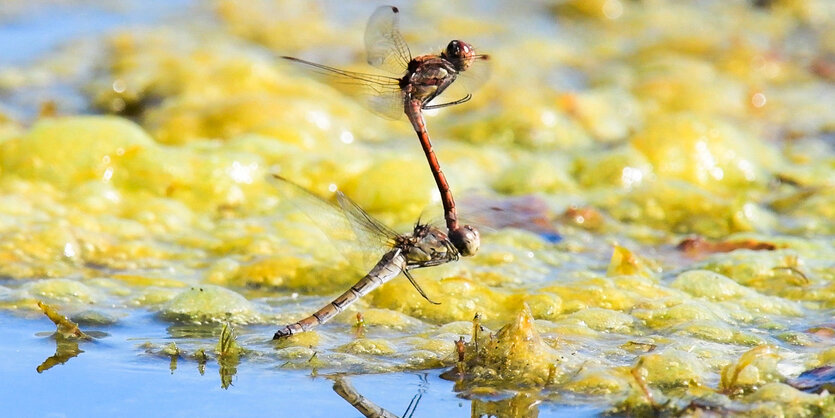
[
  {"xmin": 442, "ymin": 40, "xmax": 477, "ymax": 72},
  {"xmin": 449, "ymin": 225, "xmax": 480, "ymax": 257}
]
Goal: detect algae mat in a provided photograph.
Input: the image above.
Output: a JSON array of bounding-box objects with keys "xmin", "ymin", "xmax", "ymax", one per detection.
[{"xmin": 0, "ymin": 0, "xmax": 834, "ymax": 416}]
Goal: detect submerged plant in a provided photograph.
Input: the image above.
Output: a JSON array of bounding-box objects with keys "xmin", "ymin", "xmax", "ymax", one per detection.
[
  {"xmin": 37, "ymin": 301, "xmax": 91, "ymax": 340},
  {"xmin": 720, "ymin": 345, "xmax": 781, "ymax": 396},
  {"xmin": 216, "ymin": 323, "xmax": 241, "ymax": 389}
]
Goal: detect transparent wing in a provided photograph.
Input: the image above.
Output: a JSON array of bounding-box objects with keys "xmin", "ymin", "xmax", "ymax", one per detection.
[
  {"xmin": 457, "ymin": 52, "xmax": 491, "ymax": 94},
  {"xmin": 364, "ymin": 5, "xmax": 412, "ymax": 75},
  {"xmin": 336, "ymin": 191, "xmax": 401, "ymax": 248},
  {"xmin": 267, "ymin": 175, "xmax": 396, "ymax": 270},
  {"xmin": 281, "ymin": 56, "xmax": 406, "ymax": 120},
  {"xmin": 428, "ymin": 52, "xmax": 491, "ymax": 110}
]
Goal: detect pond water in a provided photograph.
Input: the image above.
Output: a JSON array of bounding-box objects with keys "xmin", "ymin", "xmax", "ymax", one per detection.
[
  {"xmin": 3, "ymin": 311, "xmax": 606, "ymax": 417},
  {"xmin": 1, "ymin": 0, "xmax": 834, "ymax": 417}
]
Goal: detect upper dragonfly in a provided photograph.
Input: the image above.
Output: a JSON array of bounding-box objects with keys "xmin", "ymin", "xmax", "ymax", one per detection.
[{"xmin": 281, "ymin": 5, "xmax": 488, "ymax": 258}]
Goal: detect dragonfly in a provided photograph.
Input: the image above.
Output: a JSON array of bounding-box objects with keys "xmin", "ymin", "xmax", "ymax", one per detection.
[
  {"xmin": 332, "ymin": 373, "xmax": 429, "ymax": 418},
  {"xmin": 270, "ymin": 175, "xmax": 461, "ymax": 339},
  {"xmin": 281, "ymin": 5, "xmax": 488, "ymax": 258}
]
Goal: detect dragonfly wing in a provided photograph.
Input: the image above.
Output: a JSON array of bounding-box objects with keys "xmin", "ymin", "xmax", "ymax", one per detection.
[
  {"xmin": 458, "ymin": 53, "xmax": 491, "ymax": 94},
  {"xmin": 364, "ymin": 6, "xmax": 412, "ymax": 75},
  {"xmin": 428, "ymin": 53, "xmax": 491, "ymax": 110},
  {"xmin": 335, "ymin": 191, "xmax": 401, "ymax": 248},
  {"xmin": 281, "ymin": 56, "xmax": 405, "ymax": 120},
  {"xmin": 267, "ymin": 175, "xmax": 392, "ymax": 271}
]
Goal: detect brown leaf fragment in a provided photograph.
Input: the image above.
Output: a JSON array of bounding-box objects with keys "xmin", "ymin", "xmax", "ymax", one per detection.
[
  {"xmin": 37, "ymin": 301, "xmax": 91, "ymax": 340},
  {"xmin": 806, "ymin": 326, "xmax": 835, "ymax": 339},
  {"xmin": 677, "ymin": 236, "xmax": 776, "ymax": 258},
  {"xmin": 560, "ymin": 206, "xmax": 605, "ymax": 230},
  {"xmin": 811, "ymin": 55, "xmax": 835, "ymax": 81}
]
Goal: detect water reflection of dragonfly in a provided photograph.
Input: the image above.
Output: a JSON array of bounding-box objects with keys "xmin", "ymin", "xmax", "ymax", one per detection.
[
  {"xmin": 281, "ymin": 5, "xmax": 488, "ymax": 258},
  {"xmin": 332, "ymin": 373, "xmax": 429, "ymax": 418},
  {"xmin": 271, "ymin": 176, "xmax": 461, "ymax": 339}
]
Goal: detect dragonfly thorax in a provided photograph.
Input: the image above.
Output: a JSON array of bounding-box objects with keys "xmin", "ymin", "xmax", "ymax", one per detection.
[
  {"xmin": 401, "ymin": 224, "xmax": 457, "ymax": 267},
  {"xmin": 402, "ymin": 56, "xmax": 459, "ymax": 106}
]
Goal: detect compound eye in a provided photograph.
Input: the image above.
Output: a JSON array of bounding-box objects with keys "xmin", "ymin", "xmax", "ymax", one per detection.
[{"xmin": 446, "ymin": 40, "xmax": 461, "ymax": 57}]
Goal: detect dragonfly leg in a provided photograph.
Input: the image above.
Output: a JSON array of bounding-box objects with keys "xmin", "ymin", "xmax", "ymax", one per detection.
[
  {"xmin": 422, "ymin": 94, "xmax": 472, "ymax": 110},
  {"xmin": 403, "ymin": 269, "xmax": 441, "ymax": 305}
]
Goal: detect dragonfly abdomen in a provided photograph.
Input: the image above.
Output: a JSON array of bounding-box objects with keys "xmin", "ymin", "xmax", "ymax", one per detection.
[{"xmin": 273, "ymin": 250, "xmax": 406, "ymax": 339}]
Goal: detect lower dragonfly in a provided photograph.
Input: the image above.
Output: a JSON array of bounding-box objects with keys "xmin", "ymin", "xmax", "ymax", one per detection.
[{"xmin": 270, "ymin": 175, "xmax": 462, "ymax": 339}]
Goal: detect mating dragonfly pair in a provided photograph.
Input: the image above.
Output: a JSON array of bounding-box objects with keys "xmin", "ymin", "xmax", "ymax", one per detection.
[{"xmin": 273, "ymin": 6, "xmax": 489, "ymax": 338}]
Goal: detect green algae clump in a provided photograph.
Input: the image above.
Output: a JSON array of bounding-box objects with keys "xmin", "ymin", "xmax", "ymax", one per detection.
[
  {"xmin": 452, "ymin": 304, "xmax": 562, "ymax": 388},
  {"xmin": 161, "ymin": 285, "xmax": 259, "ymax": 324}
]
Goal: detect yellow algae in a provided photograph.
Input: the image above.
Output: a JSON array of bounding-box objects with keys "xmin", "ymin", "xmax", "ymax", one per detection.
[
  {"xmin": 765, "ymin": 83, "xmax": 835, "ymax": 135},
  {"xmin": 632, "ymin": 56, "xmax": 748, "ymax": 117},
  {"xmin": 538, "ymin": 319, "xmax": 600, "ymax": 339},
  {"xmin": 214, "ymin": 1, "xmax": 342, "ymax": 54},
  {"xmin": 739, "ymin": 294, "xmax": 803, "ymax": 317},
  {"xmin": 631, "ymin": 114, "xmax": 778, "ymax": 193},
  {"xmin": 0, "ymin": 0, "xmax": 833, "ymax": 415},
  {"xmin": 275, "ymin": 346, "xmax": 317, "ymax": 362},
  {"xmin": 223, "ymin": 255, "xmax": 312, "ymax": 289},
  {"xmin": 611, "ymin": 275, "xmax": 672, "ymax": 300},
  {"xmin": 542, "ymin": 278, "xmax": 638, "ymax": 312},
  {"xmin": 818, "ymin": 348, "xmax": 835, "ymax": 367},
  {"xmin": 787, "ymin": 188, "xmax": 835, "ymax": 232},
  {"xmin": 568, "ymin": 87, "xmax": 644, "ymax": 143},
  {"xmin": 337, "ymin": 339, "xmax": 397, "ymax": 356},
  {"xmin": 129, "ymin": 288, "xmax": 181, "ymax": 307},
  {"xmin": 81, "ymin": 278, "xmax": 132, "ymax": 298},
  {"xmin": 636, "ymin": 301, "xmax": 728, "ymax": 330},
  {"xmin": 505, "ymin": 293, "xmax": 562, "ymax": 321},
  {"xmin": 408, "ymin": 337, "xmax": 456, "ymax": 358},
  {"xmin": 0, "ymin": 222, "xmax": 81, "ymax": 279},
  {"xmin": 743, "ymin": 383, "xmax": 834, "ymax": 416},
  {"xmin": 566, "ymin": 308, "xmax": 635, "ymax": 333},
  {"xmin": 574, "ymin": 145, "xmax": 653, "ymax": 189},
  {"xmin": 372, "ymin": 276, "xmax": 510, "ymax": 325},
  {"xmin": 161, "ymin": 285, "xmax": 259, "ymax": 324},
  {"xmin": 599, "ymin": 179, "xmax": 777, "ymax": 238},
  {"xmin": 445, "ymin": 102, "xmax": 593, "ymax": 150},
  {"xmin": 24, "ymin": 279, "xmax": 102, "ymax": 305},
  {"xmin": 606, "ymin": 245, "xmax": 660, "ymax": 278},
  {"xmin": 145, "ymin": 93, "xmax": 365, "ymax": 146},
  {"xmin": 672, "ymin": 320, "xmax": 735, "ymax": 344},
  {"xmin": 634, "ymin": 349, "xmax": 706, "ymax": 388},
  {"xmin": 720, "ymin": 345, "xmax": 782, "ymax": 395},
  {"xmin": 67, "ymin": 181, "xmax": 124, "ymax": 215},
  {"xmin": 274, "ymin": 331, "xmax": 321, "ymax": 351},
  {"xmin": 466, "ymin": 304, "xmax": 562, "ymax": 386},
  {"xmin": 492, "ymin": 155, "xmax": 576, "ymax": 195},
  {"xmin": 697, "ymin": 249, "xmax": 820, "ymax": 297},
  {"xmin": 469, "ymin": 392, "xmax": 544, "ymax": 418},
  {"xmin": 334, "ymin": 308, "xmax": 423, "ymax": 330},
  {"xmin": 671, "ymin": 270, "xmax": 751, "ymax": 301},
  {"xmin": 0, "ymin": 116, "xmax": 154, "ymax": 189},
  {"xmin": 339, "ymin": 157, "xmax": 435, "ymax": 224},
  {"xmin": 564, "ymin": 367, "xmax": 631, "ymax": 395},
  {"xmin": 110, "ymin": 274, "xmax": 186, "ymax": 289}
]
